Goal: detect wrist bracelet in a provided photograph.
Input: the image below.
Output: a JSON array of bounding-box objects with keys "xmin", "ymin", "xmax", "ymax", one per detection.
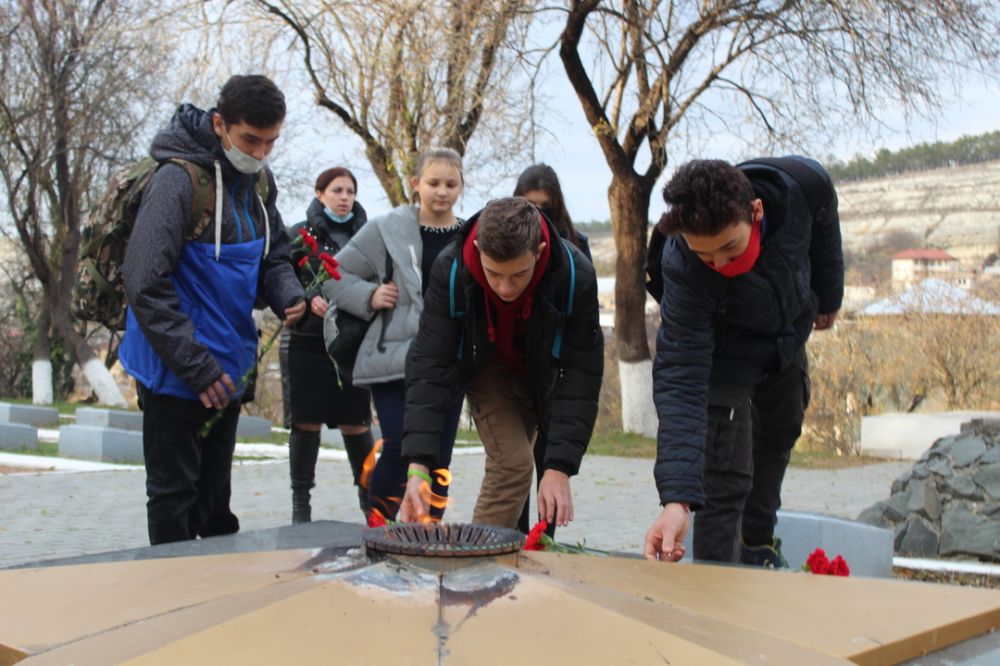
[{"xmin": 407, "ymin": 469, "xmax": 433, "ymax": 485}]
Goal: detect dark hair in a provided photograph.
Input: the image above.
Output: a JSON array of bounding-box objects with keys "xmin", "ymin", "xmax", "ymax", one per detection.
[
  {"xmin": 513, "ymin": 163, "xmax": 579, "ymax": 248},
  {"xmin": 658, "ymin": 160, "xmax": 755, "ymax": 236},
  {"xmin": 477, "ymin": 197, "xmax": 542, "ymax": 261},
  {"xmin": 315, "ymin": 167, "xmax": 357, "ymax": 193},
  {"xmin": 216, "ymin": 75, "xmax": 286, "ymax": 128}
]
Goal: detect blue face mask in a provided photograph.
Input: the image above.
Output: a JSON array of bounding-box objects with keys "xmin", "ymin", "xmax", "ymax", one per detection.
[{"xmin": 324, "ymin": 207, "xmax": 354, "ymax": 224}]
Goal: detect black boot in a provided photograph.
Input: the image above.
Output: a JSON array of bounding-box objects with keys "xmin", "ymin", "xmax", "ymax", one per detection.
[
  {"xmin": 343, "ymin": 430, "xmax": 374, "ymax": 513},
  {"xmin": 289, "ymin": 427, "xmax": 321, "ymax": 524}
]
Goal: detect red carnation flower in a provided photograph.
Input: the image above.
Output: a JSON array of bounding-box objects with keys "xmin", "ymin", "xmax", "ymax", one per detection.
[
  {"xmin": 297, "ymin": 256, "xmax": 309, "ymax": 268},
  {"xmin": 523, "ymin": 520, "xmax": 549, "ymax": 551},
  {"xmin": 318, "ymin": 252, "xmax": 337, "ymax": 267},
  {"xmin": 828, "ymin": 555, "xmax": 850, "ymax": 577},
  {"xmin": 322, "ymin": 259, "xmax": 341, "ymax": 280},
  {"xmin": 298, "ymin": 228, "xmax": 318, "ymax": 254},
  {"xmin": 367, "ymin": 509, "xmax": 387, "ymax": 528},
  {"xmin": 804, "ymin": 547, "xmax": 830, "ymax": 575}
]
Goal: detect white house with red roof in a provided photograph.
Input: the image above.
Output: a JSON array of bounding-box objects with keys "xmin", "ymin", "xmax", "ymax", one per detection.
[{"xmin": 890, "ymin": 248, "xmax": 971, "ymax": 289}]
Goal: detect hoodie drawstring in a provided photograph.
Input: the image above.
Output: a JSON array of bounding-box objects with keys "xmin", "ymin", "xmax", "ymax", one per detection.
[
  {"xmin": 213, "ymin": 160, "xmax": 223, "ymax": 260},
  {"xmin": 257, "ymin": 190, "xmax": 270, "ymax": 256}
]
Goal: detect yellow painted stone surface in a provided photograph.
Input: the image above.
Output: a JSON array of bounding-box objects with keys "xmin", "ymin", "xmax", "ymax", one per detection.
[{"xmin": 2, "ymin": 547, "xmax": 999, "ymax": 665}]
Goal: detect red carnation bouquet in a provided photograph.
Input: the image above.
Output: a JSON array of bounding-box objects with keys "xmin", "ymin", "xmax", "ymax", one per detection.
[{"xmin": 802, "ymin": 547, "xmax": 850, "ymax": 576}]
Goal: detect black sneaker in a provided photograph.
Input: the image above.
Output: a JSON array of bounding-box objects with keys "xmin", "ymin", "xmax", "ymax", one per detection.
[{"xmin": 740, "ymin": 537, "xmax": 789, "ymax": 568}]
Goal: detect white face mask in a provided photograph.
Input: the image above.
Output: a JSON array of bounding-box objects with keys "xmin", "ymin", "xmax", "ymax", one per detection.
[{"xmin": 222, "ymin": 127, "xmax": 268, "ymax": 174}]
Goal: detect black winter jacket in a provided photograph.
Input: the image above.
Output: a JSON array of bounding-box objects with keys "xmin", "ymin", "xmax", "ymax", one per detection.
[
  {"xmin": 403, "ymin": 213, "xmax": 604, "ymax": 475},
  {"xmin": 653, "ymin": 162, "xmax": 843, "ymax": 509},
  {"xmin": 286, "ymin": 198, "xmax": 368, "ymax": 337}
]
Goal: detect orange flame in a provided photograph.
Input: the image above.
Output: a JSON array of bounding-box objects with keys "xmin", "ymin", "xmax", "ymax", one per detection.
[
  {"xmin": 358, "ymin": 439, "xmax": 383, "ymax": 490},
  {"xmin": 370, "ymin": 495, "xmax": 402, "ymax": 521},
  {"xmin": 433, "ymin": 468, "xmax": 452, "ymax": 487},
  {"xmin": 417, "ymin": 479, "xmax": 450, "ymax": 511}
]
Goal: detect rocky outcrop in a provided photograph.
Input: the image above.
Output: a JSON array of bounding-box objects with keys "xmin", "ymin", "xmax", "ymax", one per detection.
[{"xmin": 858, "ymin": 419, "xmax": 1000, "ymax": 561}]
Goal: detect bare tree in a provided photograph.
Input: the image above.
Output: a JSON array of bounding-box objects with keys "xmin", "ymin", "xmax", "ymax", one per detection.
[
  {"xmin": 558, "ymin": 0, "xmax": 1000, "ymax": 434},
  {"xmin": 245, "ymin": 0, "xmax": 541, "ymax": 204},
  {"xmin": 0, "ymin": 0, "xmax": 172, "ymax": 405}
]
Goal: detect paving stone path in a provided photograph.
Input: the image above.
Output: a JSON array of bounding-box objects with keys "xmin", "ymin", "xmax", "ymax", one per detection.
[{"xmin": 0, "ymin": 453, "xmax": 910, "ymax": 568}]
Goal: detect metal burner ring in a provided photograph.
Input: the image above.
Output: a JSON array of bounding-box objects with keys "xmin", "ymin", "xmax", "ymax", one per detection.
[{"xmin": 363, "ymin": 523, "xmax": 524, "ymax": 557}]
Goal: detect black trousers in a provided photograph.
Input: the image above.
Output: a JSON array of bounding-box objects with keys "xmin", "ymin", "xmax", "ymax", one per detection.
[
  {"xmin": 138, "ymin": 384, "xmax": 241, "ymax": 545},
  {"xmin": 693, "ymin": 347, "xmax": 810, "ymax": 562}
]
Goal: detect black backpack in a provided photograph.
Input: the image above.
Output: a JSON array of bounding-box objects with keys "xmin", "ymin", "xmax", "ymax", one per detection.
[{"xmin": 644, "ymin": 156, "xmax": 834, "ymax": 301}]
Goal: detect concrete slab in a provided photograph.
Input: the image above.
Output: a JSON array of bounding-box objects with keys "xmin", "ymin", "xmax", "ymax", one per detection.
[
  {"xmin": 682, "ymin": 509, "xmax": 894, "ymax": 577},
  {"xmin": 75, "ymin": 407, "xmax": 143, "ymax": 431},
  {"xmin": 774, "ymin": 510, "xmax": 894, "ymax": 577},
  {"xmin": 0, "ymin": 402, "xmax": 59, "ymax": 427},
  {"xmin": 861, "ymin": 411, "xmax": 1000, "ymax": 460},
  {"xmin": 236, "ymin": 414, "xmax": 272, "ymax": 440},
  {"xmin": 13, "ymin": 520, "xmax": 364, "ymax": 569},
  {"xmin": 0, "ymin": 422, "xmax": 37, "ymax": 452},
  {"xmin": 58, "ymin": 424, "xmax": 144, "ymax": 464}
]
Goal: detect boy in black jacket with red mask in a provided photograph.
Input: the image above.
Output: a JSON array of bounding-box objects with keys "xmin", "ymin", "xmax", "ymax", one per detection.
[{"xmin": 644, "ymin": 157, "xmax": 842, "ymax": 566}]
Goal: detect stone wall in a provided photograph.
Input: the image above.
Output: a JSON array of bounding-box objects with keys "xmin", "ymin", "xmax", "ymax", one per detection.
[{"xmin": 857, "ymin": 419, "xmax": 1000, "ymax": 561}]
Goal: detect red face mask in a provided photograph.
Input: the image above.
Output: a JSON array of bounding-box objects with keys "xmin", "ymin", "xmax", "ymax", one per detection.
[{"xmin": 707, "ymin": 218, "xmax": 761, "ymax": 278}]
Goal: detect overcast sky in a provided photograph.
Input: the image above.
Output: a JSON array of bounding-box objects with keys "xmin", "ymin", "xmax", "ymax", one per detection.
[{"xmin": 269, "ymin": 71, "xmax": 1000, "ymax": 228}]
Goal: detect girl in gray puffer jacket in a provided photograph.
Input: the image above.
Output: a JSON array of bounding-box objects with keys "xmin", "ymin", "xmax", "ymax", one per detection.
[{"xmin": 324, "ymin": 148, "xmax": 466, "ymax": 524}]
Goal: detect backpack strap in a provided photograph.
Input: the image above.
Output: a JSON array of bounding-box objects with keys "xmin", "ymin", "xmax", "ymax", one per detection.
[
  {"xmin": 448, "ymin": 258, "xmax": 464, "ymax": 318},
  {"xmin": 737, "ymin": 156, "xmax": 834, "ymax": 222},
  {"xmin": 448, "ymin": 257, "xmax": 467, "ymax": 359},
  {"xmin": 376, "ymin": 247, "xmax": 394, "ymax": 353},
  {"xmin": 551, "ymin": 239, "xmax": 576, "ymax": 360},
  {"xmin": 163, "ymin": 158, "xmax": 215, "ymax": 241}
]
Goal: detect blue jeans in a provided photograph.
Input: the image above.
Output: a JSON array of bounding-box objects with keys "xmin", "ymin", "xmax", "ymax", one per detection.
[{"xmin": 369, "ymin": 380, "xmax": 461, "ymax": 521}]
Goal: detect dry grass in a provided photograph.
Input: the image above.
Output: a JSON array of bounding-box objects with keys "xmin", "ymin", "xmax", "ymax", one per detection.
[
  {"xmin": 0, "ymin": 465, "xmax": 41, "ymax": 474},
  {"xmin": 893, "ymin": 567, "xmax": 1000, "ymax": 589}
]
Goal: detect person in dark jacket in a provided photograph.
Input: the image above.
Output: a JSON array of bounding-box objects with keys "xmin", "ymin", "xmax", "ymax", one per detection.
[
  {"xmin": 643, "ymin": 158, "xmax": 842, "ymax": 566},
  {"xmin": 398, "ymin": 197, "xmax": 603, "ymax": 529},
  {"xmin": 512, "ymin": 164, "xmax": 592, "ymax": 538},
  {"xmin": 121, "ymin": 75, "xmax": 305, "ymax": 545},
  {"xmin": 282, "ymin": 167, "xmax": 374, "ymax": 524}
]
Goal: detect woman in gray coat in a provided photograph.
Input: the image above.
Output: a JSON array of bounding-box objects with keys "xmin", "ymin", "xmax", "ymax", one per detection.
[{"xmin": 325, "ymin": 148, "xmax": 466, "ymax": 524}]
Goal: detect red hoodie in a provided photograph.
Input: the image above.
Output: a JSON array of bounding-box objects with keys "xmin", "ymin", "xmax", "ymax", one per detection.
[{"xmin": 462, "ymin": 218, "xmax": 551, "ymax": 375}]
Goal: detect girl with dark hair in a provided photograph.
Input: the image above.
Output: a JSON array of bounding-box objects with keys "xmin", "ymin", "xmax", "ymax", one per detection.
[
  {"xmin": 284, "ymin": 167, "xmax": 374, "ymax": 524},
  {"xmin": 512, "ymin": 163, "xmax": 594, "ymax": 537},
  {"xmin": 513, "ymin": 163, "xmax": 591, "ymax": 261}
]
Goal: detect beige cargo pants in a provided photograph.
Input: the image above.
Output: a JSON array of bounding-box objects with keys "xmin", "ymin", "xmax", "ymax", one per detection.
[{"xmin": 467, "ymin": 360, "xmax": 538, "ymax": 528}]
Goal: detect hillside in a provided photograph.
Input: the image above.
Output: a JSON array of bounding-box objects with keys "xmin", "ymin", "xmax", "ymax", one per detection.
[{"xmin": 835, "ymin": 160, "xmax": 1000, "ymax": 266}]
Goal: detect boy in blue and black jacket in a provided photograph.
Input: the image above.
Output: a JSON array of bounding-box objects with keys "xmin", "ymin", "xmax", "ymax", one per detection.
[{"xmin": 121, "ymin": 75, "xmax": 304, "ymax": 545}]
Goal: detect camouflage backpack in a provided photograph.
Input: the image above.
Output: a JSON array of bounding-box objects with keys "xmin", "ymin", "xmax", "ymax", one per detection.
[{"xmin": 73, "ymin": 157, "xmax": 268, "ymax": 330}]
